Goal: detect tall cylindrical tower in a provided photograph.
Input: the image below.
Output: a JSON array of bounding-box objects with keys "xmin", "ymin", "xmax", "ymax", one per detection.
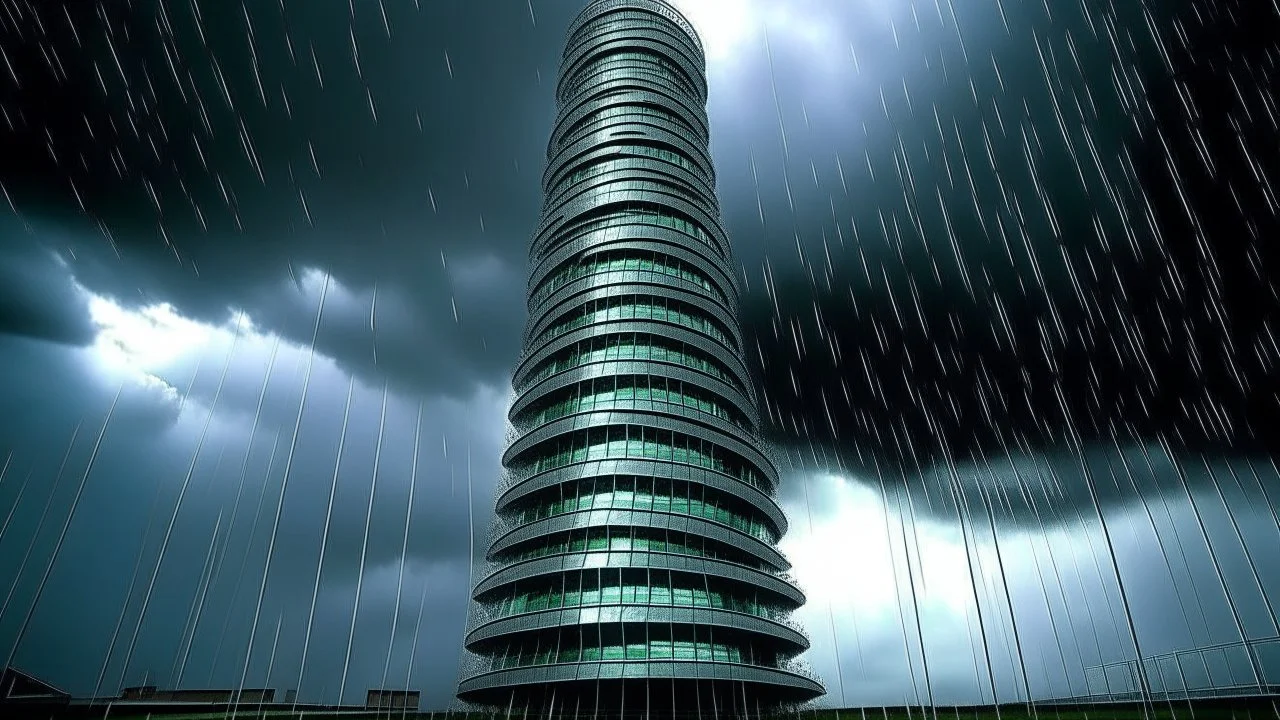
[{"xmin": 457, "ymin": 1, "xmax": 825, "ymax": 715}]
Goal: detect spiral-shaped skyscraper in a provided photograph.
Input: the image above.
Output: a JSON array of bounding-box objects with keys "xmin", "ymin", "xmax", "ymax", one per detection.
[{"xmin": 457, "ymin": 1, "xmax": 825, "ymax": 716}]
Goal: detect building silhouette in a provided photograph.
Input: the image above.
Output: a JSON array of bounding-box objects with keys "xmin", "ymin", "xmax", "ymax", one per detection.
[{"xmin": 457, "ymin": 1, "xmax": 825, "ymax": 716}]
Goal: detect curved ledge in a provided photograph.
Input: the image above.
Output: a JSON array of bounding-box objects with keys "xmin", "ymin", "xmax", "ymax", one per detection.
[
  {"xmin": 502, "ymin": 410, "xmax": 778, "ymax": 487},
  {"xmin": 457, "ymin": 660, "xmax": 824, "ymax": 703},
  {"xmin": 471, "ymin": 550, "xmax": 804, "ymax": 606},
  {"xmin": 551, "ymin": 87, "xmax": 708, "ymax": 151},
  {"xmin": 494, "ymin": 457, "xmax": 787, "ymax": 539},
  {"xmin": 528, "ymin": 262, "xmax": 730, "ymax": 325},
  {"xmin": 529, "ymin": 224, "xmax": 737, "ymax": 299},
  {"xmin": 527, "ymin": 271, "xmax": 735, "ymax": 338},
  {"xmin": 465, "ymin": 603, "xmax": 809, "ymax": 651},
  {"xmin": 528, "ymin": 216, "xmax": 736, "ymax": 300},
  {"xmin": 543, "ymin": 157, "xmax": 719, "ymax": 220},
  {"xmin": 565, "ymin": 0, "xmax": 706, "ymax": 58},
  {"xmin": 545, "ymin": 145, "xmax": 715, "ymax": 199},
  {"xmin": 536, "ymin": 187, "xmax": 727, "ymax": 263},
  {"xmin": 512, "ymin": 321, "xmax": 754, "ymax": 397},
  {"xmin": 509, "ymin": 359, "xmax": 758, "ymax": 432},
  {"xmin": 566, "ymin": 20, "xmax": 701, "ymax": 75},
  {"xmin": 544, "ymin": 136, "xmax": 716, "ymax": 203},
  {"xmin": 487, "ymin": 507, "xmax": 788, "ymax": 571},
  {"xmin": 510, "ymin": 398, "xmax": 755, "ymax": 449},
  {"xmin": 518, "ymin": 321, "xmax": 747, "ymax": 395},
  {"xmin": 543, "ymin": 123, "xmax": 718, "ymax": 201},
  {"xmin": 528, "ymin": 227, "xmax": 741, "ymax": 304},
  {"xmin": 526, "ymin": 281, "xmax": 742, "ymax": 352},
  {"xmin": 558, "ymin": 33, "xmax": 706, "ymax": 106}
]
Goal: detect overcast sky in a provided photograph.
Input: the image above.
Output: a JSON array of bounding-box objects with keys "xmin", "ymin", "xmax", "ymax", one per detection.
[{"xmin": 0, "ymin": 0, "xmax": 1277, "ymax": 710}]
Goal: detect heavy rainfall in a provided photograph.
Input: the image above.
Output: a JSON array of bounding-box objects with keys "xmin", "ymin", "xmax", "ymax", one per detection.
[{"xmin": 0, "ymin": 0, "xmax": 1276, "ymax": 717}]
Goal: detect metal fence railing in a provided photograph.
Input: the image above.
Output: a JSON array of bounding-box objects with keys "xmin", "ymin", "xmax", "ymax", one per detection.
[{"xmin": 1046, "ymin": 636, "xmax": 1280, "ymax": 703}]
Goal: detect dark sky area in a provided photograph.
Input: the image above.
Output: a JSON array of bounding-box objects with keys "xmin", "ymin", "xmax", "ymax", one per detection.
[{"xmin": 0, "ymin": 0, "xmax": 1277, "ymax": 710}]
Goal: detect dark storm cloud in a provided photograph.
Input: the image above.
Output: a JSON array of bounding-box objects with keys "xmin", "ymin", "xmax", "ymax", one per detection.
[
  {"xmin": 1, "ymin": 0, "xmax": 582, "ymax": 397},
  {"xmin": 1, "ymin": 1, "xmax": 559, "ymax": 704},
  {"xmin": 783, "ymin": 449, "xmax": 1280, "ymax": 707},
  {"xmin": 9, "ymin": 0, "xmax": 1271, "ymax": 472},
  {"xmin": 776, "ymin": 438, "xmax": 1280, "ymax": 539},
  {"xmin": 0, "ymin": 222, "xmax": 96, "ymax": 346},
  {"xmin": 718, "ymin": 0, "xmax": 1280, "ymax": 474},
  {"xmin": 0, "ymin": 335, "xmax": 181, "ymax": 441},
  {"xmin": 0, "ymin": 336, "xmax": 505, "ymax": 705}
]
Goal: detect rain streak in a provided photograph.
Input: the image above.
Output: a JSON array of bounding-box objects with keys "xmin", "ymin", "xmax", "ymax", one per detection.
[{"xmin": 0, "ymin": 0, "xmax": 1277, "ymax": 717}]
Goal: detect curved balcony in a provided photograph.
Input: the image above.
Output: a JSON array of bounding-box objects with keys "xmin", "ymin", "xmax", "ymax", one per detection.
[
  {"xmin": 505, "ymin": 404, "xmax": 773, "ymax": 466},
  {"xmin": 471, "ymin": 550, "xmax": 805, "ymax": 607},
  {"xmin": 494, "ymin": 458, "xmax": 787, "ymax": 539},
  {"xmin": 550, "ymin": 87, "xmax": 709, "ymax": 151},
  {"xmin": 528, "ymin": 213, "xmax": 738, "ymax": 297},
  {"xmin": 465, "ymin": 604, "xmax": 809, "ymax": 651},
  {"xmin": 526, "ymin": 284, "xmax": 743, "ymax": 353},
  {"xmin": 542, "ymin": 127, "xmax": 718, "ymax": 206},
  {"xmin": 560, "ymin": 25, "xmax": 706, "ymax": 100},
  {"xmin": 529, "ymin": 263, "xmax": 731, "ymax": 327},
  {"xmin": 457, "ymin": 661, "xmax": 823, "ymax": 703},
  {"xmin": 545, "ymin": 154, "xmax": 715, "ymax": 206},
  {"xmin": 558, "ymin": 43, "xmax": 705, "ymax": 108},
  {"xmin": 535, "ymin": 188, "xmax": 727, "ymax": 263},
  {"xmin": 564, "ymin": 0, "xmax": 705, "ymax": 59},
  {"xmin": 509, "ymin": 361, "xmax": 758, "ymax": 432},
  {"xmin": 512, "ymin": 321, "xmax": 755, "ymax": 399},
  {"xmin": 543, "ymin": 162, "xmax": 720, "ymax": 221},
  {"xmin": 529, "ymin": 225, "xmax": 738, "ymax": 299},
  {"xmin": 487, "ymin": 508, "xmax": 789, "ymax": 571}
]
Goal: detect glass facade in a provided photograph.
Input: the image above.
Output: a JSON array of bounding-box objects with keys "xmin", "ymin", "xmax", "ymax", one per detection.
[
  {"xmin": 518, "ymin": 374, "xmax": 748, "ymax": 430},
  {"xmin": 537, "ymin": 203, "xmax": 721, "ymax": 258},
  {"xmin": 533, "ymin": 250, "xmax": 726, "ymax": 304},
  {"xmin": 521, "ymin": 333, "xmax": 742, "ymax": 390},
  {"xmin": 511, "ymin": 475, "xmax": 776, "ymax": 542},
  {"xmin": 458, "ymin": 1, "xmax": 824, "ymax": 715}
]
